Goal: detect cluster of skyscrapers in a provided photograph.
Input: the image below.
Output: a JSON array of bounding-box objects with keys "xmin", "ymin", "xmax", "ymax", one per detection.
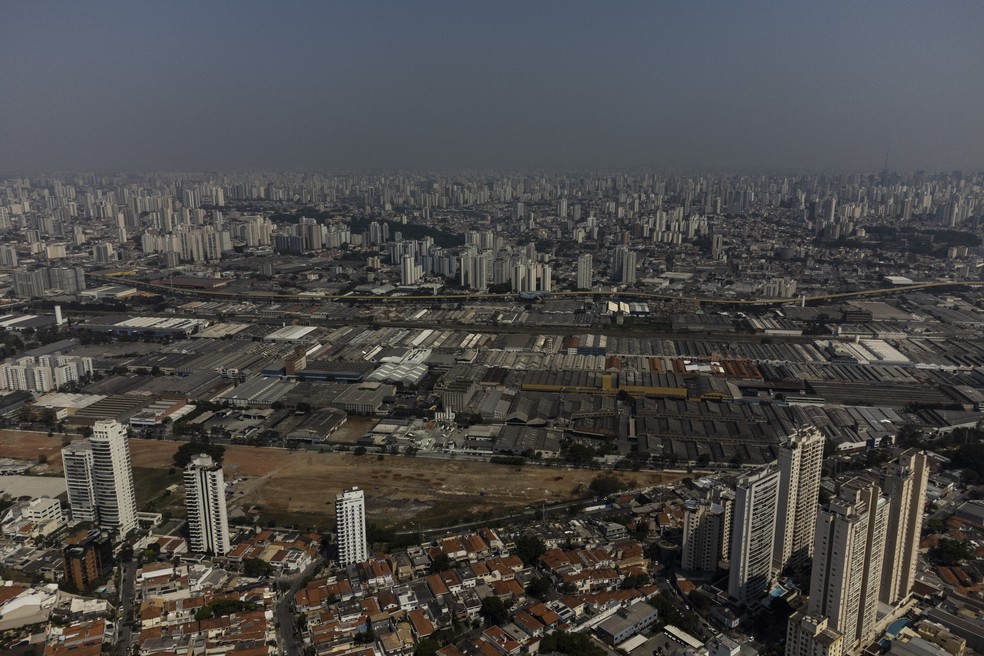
[
  {"xmin": 61, "ymin": 419, "xmax": 139, "ymax": 538},
  {"xmin": 60, "ymin": 422, "xmax": 366, "ymax": 565},
  {"xmin": 682, "ymin": 427, "xmax": 928, "ymax": 656},
  {"xmin": 0, "ymin": 353, "xmax": 92, "ymax": 393},
  {"xmin": 60, "ymin": 419, "xmax": 232, "ymax": 556}
]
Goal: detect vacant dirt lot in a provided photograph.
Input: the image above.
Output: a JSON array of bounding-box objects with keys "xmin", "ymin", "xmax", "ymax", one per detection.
[
  {"xmin": 2, "ymin": 432, "xmax": 688, "ymax": 530},
  {"xmin": 131, "ymin": 441, "xmax": 684, "ymax": 529},
  {"xmin": 0, "ymin": 430, "xmax": 75, "ymax": 474}
]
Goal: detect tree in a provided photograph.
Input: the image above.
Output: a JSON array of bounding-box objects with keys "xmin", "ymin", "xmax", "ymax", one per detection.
[
  {"xmin": 647, "ymin": 592, "xmax": 703, "ymax": 637},
  {"xmin": 623, "ymin": 572, "xmax": 650, "ymax": 588},
  {"xmin": 925, "ymin": 518, "xmax": 945, "ymax": 535},
  {"xmin": 416, "ymin": 638, "xmax": 441, "ymax": 656},
  {"xmin": 564, "ymin": 442, "xmax": 596, "ymax": 466},
  {"xmin": 243, "ymin": 558, "xmax": 272, "ymax": 577},
  {"xmin": 589, "ymin": 474, "xmax": 622, "ymax": 498},
  {"xmin": 526, "ymin": 576, "xmax": 552, "ymax": 598},
  {"xmin": 688, "ymin": 589, "xmax": 712, "ymax": 613},
  {"xmin": 513, "ymin": 535, "xmax": 546, "ymax": 566},
  {"xmin": 353, "ymin": 445, "xmax": 368, "ymax": 456},
  {"xmin": 538, "ymin": 631, "xmax": 605, "ymax": 656},
  {"xmin": 480, "ymin": 596, "xmax": 508, "ymax": 626},
  {"xmin": 173, "ymin": 441, "xmax": 225, "ymax": 468},
  {"xmin": 935, "ymin": 538, "xmax": 974, "ymax": 565},
  {"xmin": 429, "ymin": 553, "xmax": 450, "ymax": 573}
]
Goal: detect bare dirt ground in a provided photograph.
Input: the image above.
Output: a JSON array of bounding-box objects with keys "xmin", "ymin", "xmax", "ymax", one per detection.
[
  {"xmin": 326, "ymin": 417, "xmax": 377, "ymax": 444},
  {"xmin": 132, "ymin": 442, "xmax": 685, "ymax": 529},
  {"xmin": 0, "ymin": 430, "xmax": 74, "ymax": 474},
  {"xmin": 2, "ymin": 432, "xmax": 688, "ymax": 530}
]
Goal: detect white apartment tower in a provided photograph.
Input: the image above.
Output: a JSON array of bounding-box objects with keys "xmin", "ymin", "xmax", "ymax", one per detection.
[
  {"xmin": 400, "ymin": 254, "xmax": 423, "ymax": 286},
  {"xmin": 62, "ymin": 420, "xmax": 137, "ymax": 537},
  {"xmin": 808, "ymin": 479, "xmax": 888, "ymax": 652},
  {"xmin": 880, "ymin": 450, "xmax": 928, "ymax": 606},
  {"xmin": 90, "ymin": 419, "xmax": 138, "ymax": 537},
  {"xmin": 61, "ymin": 441, "xmax": 96, "ymax": 524},
  {"xmin": 681, "ymin": 487, "xmax": 734, "ymax": 573},
  {"xmin": 729, "ymin": 464, "xmax": 780, "ymax": 604},
  {"xmin": 774, "ymin": 427, "xmax": 825, "ymax": 572},
  {"xmin": 184, "ymin": 454, "xmax": 231, "ymax": 555},
  {"xmin": 611, "ymin": 246, "xmax": 637, "ymax": 284},
  {"xmin": 785, "ymin": 613, "xmax": 844, "ymax": 656},
  {"xmin": 576, "ymin": 253, "xmax": 593, "ymax": 290},
  {"xmin": 336, "ymin": 487, "xmax": 368, "ymax": 566}
]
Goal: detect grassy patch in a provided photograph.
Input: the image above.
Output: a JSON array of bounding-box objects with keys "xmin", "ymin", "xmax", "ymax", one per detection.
[
  {"xmin": 254, "ymin": 508, "xmax": 333, "ymax": 532},
  {"xmin": 132, "ymin": 466, "xmax": 183, "ymax": 514},
  {"xmin": 405, "ymin": 499, "xmax": 528, "ymax": 531}
]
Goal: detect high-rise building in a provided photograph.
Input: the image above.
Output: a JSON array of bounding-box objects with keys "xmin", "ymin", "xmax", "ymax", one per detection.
[
  {"xmin": 0, "ymin": 244, "xmax": 17, "ymax": 268},
  {"xmin": 90, "ymin": 419, "xmax": 138, "ymax": 538},
  {"xmin": 880, "ymin": 450, "xmax": 928, "ymax": 606},
  {"xmin": 774, "ymin": 427, "xmax": 825, "ymax": 572},
  {"xmin": 729, "ymin": 464, "xmax": 780, "ymax": 603},
  {"xmin": 184, "ymin": 454, "xmax": 231, "ymax": 555},
  {"xmin": 92, "ymin": 242, "xmax": 116, "ymax": 264},
  {"xmin": 62, "ymin": 420, "xmax": 137, "ymax": 537},
  {"xmin": 62, "ymin": 441, "xmax": 96, "ymax": 524},
  {"xmin": 681, "ymin": 487, "xmax": 734, "ymax": 573},
  {"xmin": 400, "ymin": 254, "xmax": 423, "ymax": 286},
  {"xmin": 336, "ymin": 487, "xmax": 368, "ymax": 566},
  {"xmin": 611, "ymin": 246, "xmax": 637, "ymax": 284},
  {"xmin": 808, "ymin": 479, "xmax": 888, "ymax": 651},
  {"xmin": 785, "ymin": 613, "xmax": 844, "ymax": 656},
  {"xmin": 63, "ymin": 529, "xmax": 114, "ymax": 592},
  {"xmin": 45, "ymin": 265, "xmax": 86, "ymax": 293},
  {"xmin": 13, "ymin": 269, "xmax": 48, "ymax": 298},
  {"xmin": 577, "ymin": 253, "xmax": 593, "ymax": 290}
]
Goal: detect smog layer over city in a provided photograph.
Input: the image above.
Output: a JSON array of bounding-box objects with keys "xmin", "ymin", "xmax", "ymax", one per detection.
[{"xmin": 1, "ymin": 3, "xmax": 983, "ymax": 656}]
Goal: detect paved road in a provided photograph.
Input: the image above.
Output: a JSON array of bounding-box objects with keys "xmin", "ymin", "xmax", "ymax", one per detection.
[
  {"xmin": 89, "ymin": 272, "xmax": 984, "ymax": 307},
  {"xmin": 275, "ymin": 556, "xmax": 324, "ymax": 656},
  {"xmin": 116, "ymin": 559, "xmax": 138, "ymax": 656}
]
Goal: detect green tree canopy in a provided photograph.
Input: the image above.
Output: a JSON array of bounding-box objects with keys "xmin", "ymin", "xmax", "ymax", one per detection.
[
  {"xmin": 243, "ymin": 558, "xmax": 272, "ymax": 577},
  {"xmin": 173, "ymin": 441, "xmax": 225, "ymax": 468},
  {"xmin": 480, "ymin": 596, "xmax": 509, "ymax": 626},
  {"xmin": 513, "ymin": 535, "xmax": 546, "ymax": 566},
  {"xmin": 538, "ymin": 631, "xmax": 605, "ymax": 656},
  {"xmin": 526, "ymin": 576, "xmax": 552, "ymax": 598},
  {"xmin": 589, "ymin": 474, "xmax": 623, "ymax": 498}
]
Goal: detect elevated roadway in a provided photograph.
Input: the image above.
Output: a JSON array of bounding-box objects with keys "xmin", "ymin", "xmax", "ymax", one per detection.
[{"xmin": 86, "ymin": 273, "xmax": 984, "ymax": 308}]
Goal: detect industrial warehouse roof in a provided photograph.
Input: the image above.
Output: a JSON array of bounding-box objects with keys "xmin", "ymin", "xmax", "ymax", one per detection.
[{"xmin": 264, "ymin": 325, "xmax": 319, "ymax": 341}]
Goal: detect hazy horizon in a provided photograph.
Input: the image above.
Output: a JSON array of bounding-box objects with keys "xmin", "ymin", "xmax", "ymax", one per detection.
[{"xmin": 2, "ymin": 1, "xmax": 983, "ymax": 174}]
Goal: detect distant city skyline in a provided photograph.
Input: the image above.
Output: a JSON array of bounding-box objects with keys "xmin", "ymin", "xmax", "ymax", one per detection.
[{"xmin": 2, "ymin": 1, "xmax": 984, "ymax": 174}]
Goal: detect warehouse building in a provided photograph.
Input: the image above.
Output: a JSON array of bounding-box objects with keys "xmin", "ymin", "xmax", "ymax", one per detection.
[{"xmin": 329, "ymin": 382, "xmax": 395, "ymax": 415}]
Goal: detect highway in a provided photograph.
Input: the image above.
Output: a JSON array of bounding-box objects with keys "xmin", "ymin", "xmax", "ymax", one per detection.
[{"xmin": 88, "ymin": 273, "xmax": 984, "ymax": 308}]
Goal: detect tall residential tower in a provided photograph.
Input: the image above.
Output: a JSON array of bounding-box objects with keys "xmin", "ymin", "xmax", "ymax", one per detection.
[
  {"xmin": 880, "ymin": 450, "xmax": 928, "ymax": 606},
  {"xmin": 184, "ymin": 454, "xmax": 231, "ymax": 555},
  {"xmin": 62, "ymin": 419, "xmax": 137, "ymax": 537},
  {"xmin": 806, "ymin": 479, "xmax": 888, "ymax": 652},
  {"xmin": 336, "ymin": 487, "xmax": 368, "ymax": 566},
  {"xmin": 774, "ymin": 427, "xmax": 825, "ymax": 572},
  {"xmin": 729, "ymin": 464, "xmax": 780, "ymax": 604}
]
